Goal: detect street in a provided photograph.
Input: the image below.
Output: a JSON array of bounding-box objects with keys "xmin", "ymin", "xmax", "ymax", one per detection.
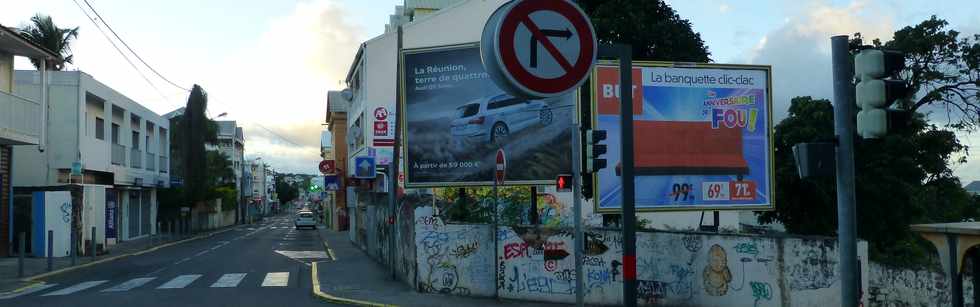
[{"xmin": 1, "ymin": 216, "xmax": 335, "ymax": 307}]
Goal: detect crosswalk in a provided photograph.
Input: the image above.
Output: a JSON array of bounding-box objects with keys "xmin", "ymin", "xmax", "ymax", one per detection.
[{"xmin": 1, "ymin": 272, "xmax": 293, "ymax": 299}]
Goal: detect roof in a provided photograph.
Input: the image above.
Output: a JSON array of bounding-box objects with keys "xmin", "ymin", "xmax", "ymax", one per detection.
[
  {"xmin": 163, "ymin": 107, "xmax": 186, "ymax": 119},
  {"xmin": 0, "ymin": 24, "xmax": 61, "ymax": 60},
  {"xmin": 965, "ymin": 181, "xmax": 980, "ymax": 192}
]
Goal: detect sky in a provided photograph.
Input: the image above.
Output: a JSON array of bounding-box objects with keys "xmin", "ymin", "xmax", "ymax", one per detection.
[{"xmin": 2, "ymin": 0, "xmax": 980, "ymax": 181}]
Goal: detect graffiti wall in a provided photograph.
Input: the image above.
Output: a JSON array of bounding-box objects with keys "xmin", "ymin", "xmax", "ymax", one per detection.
[
  {"xmin": 395, "ymin": 196, "xmax": 417, "ymax": 289},
  {"xmin": 414, "ymin": 208, "xmax": 496, "ymax": 297},
  {"xmin": 868, "ymin": 262, "xmax": 973, "ymax": 307},
  {"xmin": 497, "ymin": 227, "xmax": 869, "ymax": 306}
]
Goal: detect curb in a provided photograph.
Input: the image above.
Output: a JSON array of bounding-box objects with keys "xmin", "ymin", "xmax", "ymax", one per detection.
[
  {"xmin": 311, "ymin": 261, "xmax": 397, "ymax": 307},
  {"xmin": 23, "ymin": 225, "xmax": 239, "ymax": 282}
]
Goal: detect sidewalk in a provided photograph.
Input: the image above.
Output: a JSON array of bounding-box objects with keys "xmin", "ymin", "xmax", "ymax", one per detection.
[
  {"xmin": 0, "ymin": 224, "xmax": 240, "ymax": 294},
  {"xmin": 314, "ymin": 227, "xmax": 563, "ymax": 307}
]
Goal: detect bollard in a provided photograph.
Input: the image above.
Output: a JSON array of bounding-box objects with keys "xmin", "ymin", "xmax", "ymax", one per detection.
[
  {"xmin": 18, "ymin": 232, "xmax": 25, "ymax": 278},
  {"xmin": 47, "ymin": 230, "xmax": 53, "ymax": 271},
  {"xmin": 156, "ymin": 222, "xmax": 161, "ymax": 245},
  {"xmin": 90, "ymin": 226, "xmax": 96, "ymax": 260}
]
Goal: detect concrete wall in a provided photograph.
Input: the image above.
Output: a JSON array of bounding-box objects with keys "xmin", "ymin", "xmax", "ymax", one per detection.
[
  {"xmin": 868, "ymin": 262, "xmax": 974, "ymax": 307},
  {"xmin": 405, "ymin": 208, "xmax": 870, "ymax": 306},
  {"xmin": 81, "ymin": 185, "xmax": 106, "ymax": 251}
]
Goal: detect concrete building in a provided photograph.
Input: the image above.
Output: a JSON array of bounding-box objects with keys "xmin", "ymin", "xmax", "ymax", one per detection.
[
  {"xmin": 0, "ymin": 24, "xmax": 59, "ymax": 256},
  {"xmin": 324, "ymin": 90, "xmax": 348, "ymax": 230},
  {"xmin": 212, "ymin": 121, "xmax": 245, "ymax": 221},
  {"xmin": 11, "ymin": 70, "xmax": 170, "ymax": 253},
  {"xmin": 248, "ymin": 160, "xmax": 269, "ymax": 219}
]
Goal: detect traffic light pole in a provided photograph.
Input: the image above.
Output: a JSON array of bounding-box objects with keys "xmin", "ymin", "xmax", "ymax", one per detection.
[
  {"xmin": 831, "ymin": 35, "xmax": 859, "ymax": 307},
  {"xmin": 597, "ymin": 43, "xmax": 635, "ymax": 307},
  {"xmin": 571, "ymin": 98, "xmax": 584, "ymax": 307}
]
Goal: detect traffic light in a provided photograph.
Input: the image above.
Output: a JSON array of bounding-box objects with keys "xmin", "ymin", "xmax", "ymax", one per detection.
[
  {"xmin": 581, "ymin": 174, "xmax": 594, "ymax": 200},
  {"xmin": 585, "ymin": 129, "xmax": 608, "ymax": 173},
  {"xmin": 855, "ymin": 48, "xmax": 907, "ymax": 138},
  {"xmin": 556, "ymin": 174, "xmax": 572, "ymax": 192}
]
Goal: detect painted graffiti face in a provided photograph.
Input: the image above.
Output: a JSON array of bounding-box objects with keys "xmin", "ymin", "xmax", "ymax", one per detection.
[{"xmin": 703, "ymin": 244, "xmax": 732, "ymax": 296}]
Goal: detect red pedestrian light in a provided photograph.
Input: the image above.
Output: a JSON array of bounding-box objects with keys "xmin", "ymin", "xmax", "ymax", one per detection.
[{"xmin": 556, "ymin": 174, "xmax": 572, "ymax": 192}]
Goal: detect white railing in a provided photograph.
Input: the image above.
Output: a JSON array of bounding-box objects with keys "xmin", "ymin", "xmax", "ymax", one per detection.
[
  {"xmin": 159, "ymin": 156, "xmax": 168, "ymax": 173},
  {"xmin": 130, "ymin": 148, "xmax": 142, "ymax": 168},
  {"xmin": 0, "ymin": 91, "xmax": 42, "ymax": 143},
  {"xmin": 111, "ymin": 144, "xmax": 126, "ymax": 165},
  {"xmin": 146, "ymin": 153, "xmax": 156, "ymax": 171}
]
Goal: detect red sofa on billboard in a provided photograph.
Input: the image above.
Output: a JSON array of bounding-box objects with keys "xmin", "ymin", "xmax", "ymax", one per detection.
[{"xmin": 616, "ymin": 121, "xmax": 749, "ymax": 177}]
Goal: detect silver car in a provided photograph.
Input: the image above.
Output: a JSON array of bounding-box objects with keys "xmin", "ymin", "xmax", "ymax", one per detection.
[
  {"xmin": 450, "ymin": 94, "xmax": 552, "ymax": 150},
  {"xmin": 294, "ymin": 211, "xmax": 316, "ymax": 230}
]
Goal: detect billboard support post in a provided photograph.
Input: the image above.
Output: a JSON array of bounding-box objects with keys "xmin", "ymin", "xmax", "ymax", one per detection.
[
  {"xmin": 598, "ymin": 43, "xmax": 635, "ymax": 307},
  {"xmin": 572, "ymin": 97, "xmax": 584, "ymax": 307},
  {"xmin": 388, "ymin": 24, "xmax": 403, "ymax": 281},
  {"xmin": 831, "ymin": 35, "xmax": 859, "ymax": 307}
]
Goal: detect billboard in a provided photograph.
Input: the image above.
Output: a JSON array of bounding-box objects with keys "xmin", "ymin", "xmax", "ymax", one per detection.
[
  {"xmin": 402, "ymin": 44, "xmax": 574, "ymax": 187},
  {"xmin": 591, "ymin": 62, "xmax": 773, "ymax": 212}
]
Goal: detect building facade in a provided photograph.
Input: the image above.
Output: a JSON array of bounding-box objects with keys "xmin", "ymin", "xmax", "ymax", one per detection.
[
  {"xmin": 0, "ymin": 24, "xmax": 59, "ymax": 256},
  {"xmin": 12, "ymin": 70, "xmax": 170, "ymax": 253},
  {"xmin": 325, "ymin": 90, "xmax": 348, "ymax": 230}
]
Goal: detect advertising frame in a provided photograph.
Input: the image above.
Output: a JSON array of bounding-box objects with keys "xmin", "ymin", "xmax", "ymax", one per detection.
[
  {"xmin": 400, "ymin": 43, "xmax": 575, "ymax": 188},
  {"xmin": 589, "ymin": 60, "xmax": 775, "ymax": 213}
]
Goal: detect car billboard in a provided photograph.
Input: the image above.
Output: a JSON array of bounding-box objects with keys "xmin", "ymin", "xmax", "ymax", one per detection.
[
  {"xmin": 591, "ymin": 62, "xmax": 774, "ymax": 212},
  {"xmin": 402, "ymin": 44, "xmax": 574, "ymax": 187}
]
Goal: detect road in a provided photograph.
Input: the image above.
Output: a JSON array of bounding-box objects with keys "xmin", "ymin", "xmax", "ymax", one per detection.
[{"xmin": 1, "ymin": 215, "xmax": 336, "ymax": 307}]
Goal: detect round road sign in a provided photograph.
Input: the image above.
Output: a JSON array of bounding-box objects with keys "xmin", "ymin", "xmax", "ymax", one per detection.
[
  {"xmin": 319, "ymin": 160, "xmax": 336, "ymax": 175},
  {"xmin": 481, "ymin": 0, "xmax": 597, "ymax": 98}
]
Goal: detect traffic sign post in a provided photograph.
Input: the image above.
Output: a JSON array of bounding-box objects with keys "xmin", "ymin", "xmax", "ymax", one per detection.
[{"xmin": 482, "ymin": 0, "xmax": 597, "ymax": 99}]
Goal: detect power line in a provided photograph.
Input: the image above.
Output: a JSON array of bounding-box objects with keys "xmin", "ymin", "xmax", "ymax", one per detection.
[
  {"xmin": 81, "ymin": 0, "xmax": 191, "ymax": 92},
  {"xmin": 70, "ymin": 0, "xmax": 170, "ymax": 103}
]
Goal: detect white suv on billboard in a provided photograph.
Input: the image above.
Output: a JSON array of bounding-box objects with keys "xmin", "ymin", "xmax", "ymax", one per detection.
[{"xmin": 450, "ymin": 94, "xmax": 552, "ymax": 150}]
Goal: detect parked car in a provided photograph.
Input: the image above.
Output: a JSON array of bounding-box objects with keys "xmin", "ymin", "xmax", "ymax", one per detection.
[
  {"xmin": 450, "ymin": 94, "xmax": 552, "ymax": 151},
  {"xmin": 294, "ymin": 211, "xmax": 316, "ymax": 229}
]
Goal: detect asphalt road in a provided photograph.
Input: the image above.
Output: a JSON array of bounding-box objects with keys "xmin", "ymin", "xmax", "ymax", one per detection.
[{"xmin": 1, "ymin": 215, "xmax": 337, "ymax": 307}]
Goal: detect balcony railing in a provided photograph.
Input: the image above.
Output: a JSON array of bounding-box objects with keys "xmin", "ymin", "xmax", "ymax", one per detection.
[
  {"xmin": 146, "ymin": 153, "xmax": 156, "ymax": 171},
  {"xmin": 111, "ymin": 144, "xmax": 126, "ymax": 166},
  {"xmin": 0, "ymin": 91, "xmax": 42, "ymax": 144},
  {"xmin": 130, "ymin": 149, "xmax": 142, "ymax": 169},
  {"xmin": 160, "ymin": 156, "xmax": 168, "ymax": 173}
]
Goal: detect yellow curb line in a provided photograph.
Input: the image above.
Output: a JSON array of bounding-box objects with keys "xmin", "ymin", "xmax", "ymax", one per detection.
[
  {"xmin": 24, "ymin": 226, "xmax": 238, "ymax": 282},
  {"xmin": 322, "ymin": 241, "xmax": 336, "ymax": 261},
  {"xmin": 7, "ymin": 280, "xmax": 43, "ymax": 294},
  {"xmin": 311, "ymin": 261, "xmax": 397, "ymax": 307}
]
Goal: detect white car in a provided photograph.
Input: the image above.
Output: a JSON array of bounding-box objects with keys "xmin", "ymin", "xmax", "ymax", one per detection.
[
  {"xmin": 450, "ymin": 94, "xmax": 552, "ymax": 151},
  {"xmin": 294, "ymin": 211, "xmax": 316, "ymax": 229}
]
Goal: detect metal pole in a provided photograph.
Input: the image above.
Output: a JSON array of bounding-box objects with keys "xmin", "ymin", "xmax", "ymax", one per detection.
[
  {"xmin": 529, "ymin": 186, "xmax": 538, "ymax": 225},
  {"xmin": 18, "ymin": 232, "xmax": 25, "ymax": 278},
  {"xmin": 91, "ymin": 226, "xmax": 96, "ymax": 260},
  {"xmin": 71, "ymin": 226, "xmax": 77, "ymax": 265},
  {"xmin": 572, "ymin": 106, "xmax": 585, "ymax": 306},
  {"xmin": 617, "ymin": 44, "xmax": 637, "ymax": 307},
  {"xmin": 831, "ymin": 35, "xmax": 858, "ymax": 307},
  {"xmin": 493, "ymin": 180, "xmax": 499, "ymax": 299},
  {"xmin": 972, "ymin": 249, "xmax": 979, "ymax": 307},
  {"xmin": 47, "ymin": 230, "xmax": 53, "ymax": 271},
  {"xmin": 387, "ymin": 24, "xmax": 403, "ymax": 281},
  {"xmin": 949, "ymin": 234, "xmax": 964, "ymax": 307}
]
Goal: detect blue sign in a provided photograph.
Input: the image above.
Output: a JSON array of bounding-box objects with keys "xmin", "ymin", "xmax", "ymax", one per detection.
[
  {"xmin": 354, "ymin": 156, "xmax": 376, "ymax": 179},
  {"xmin": 324, "ymin": 175, "xmax": 340, "ymax": 191},
  {"xmin": 105, "ymin": 190, "xmax": 117, "ymax": 239}
]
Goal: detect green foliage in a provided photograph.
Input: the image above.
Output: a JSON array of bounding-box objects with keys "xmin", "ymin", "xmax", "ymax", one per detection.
[
  {"xmin": 275, "ymin": 175, "xmax": 299, "ymax": 205},
  {"xmin": 436, "ymin": 186, "xmax": 532, "ymax": 225},
  {"xmin": 18, "ymin": 13, "xmax": 78, "ymax": 70},
  {"xmin": 215, "ymin": 186, "xmax": 238, "ymax": 212},
  {"xmin": 207, "ymin": 151, "xmax": 235, "ymax": 188},
  {"xmin": 758, "ymin": 97, "xmax": 976, "ymax": 267},
  {"xmin": 579, "ymin": 0, "xmax": 710, "ymax": 62},
  {"xmin": 182, "ymin": 85, "xmax": 210, "ymax": 204}
]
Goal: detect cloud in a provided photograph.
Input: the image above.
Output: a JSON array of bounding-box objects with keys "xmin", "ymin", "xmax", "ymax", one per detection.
[
  {"xmin": 205, "ymin": 0, "xmax": 363, "ymax": 174},
  {"xmin": 718, "ymin": 3, "xmax": 731, "ymax": 14},
  {"xmin": 744, "ymin": 0, "xmax": 894, "ymax": 120}
]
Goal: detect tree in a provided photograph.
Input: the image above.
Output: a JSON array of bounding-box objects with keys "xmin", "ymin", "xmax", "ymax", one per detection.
[
  {"xmin": 852, "ymin": 16, "xmax": 980, "ymax": 130},
  {"xmin": 759, "ymin": 96, "xmax": 976, "ymax": 266},
  {"xmin": 275, "ymin": 175, "xmax": 299, "ymax": 205},
  {"xmin": 579, "ymin": 0, "xmax": 711, "ymax": 61},
  {"xmin": 183, "ymin": 85, "xmax": 210, "ymax": 206},
  {"xmin": 18, "ymin": 14, "xmax": 78, "ymax": 70}
]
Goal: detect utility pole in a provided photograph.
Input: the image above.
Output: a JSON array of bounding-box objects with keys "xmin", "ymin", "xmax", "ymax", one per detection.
[
  {"xmin": 831, "ymin": 35, "xmax": 859, "ymax": 307},
  {"xmin": 387, "ymin": 24, "xmax": 403, "ymax": 281}
]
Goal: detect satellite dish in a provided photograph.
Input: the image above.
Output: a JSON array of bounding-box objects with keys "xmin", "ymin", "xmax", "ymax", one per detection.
[{"xmin": 341, "ymin": 88, "xmax": 353, "ymax": 101}]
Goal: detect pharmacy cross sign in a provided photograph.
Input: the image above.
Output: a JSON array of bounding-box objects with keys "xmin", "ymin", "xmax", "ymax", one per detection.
[{"xmin": 481, "ymin": 0, "xmax": 597, "ymax": 98}]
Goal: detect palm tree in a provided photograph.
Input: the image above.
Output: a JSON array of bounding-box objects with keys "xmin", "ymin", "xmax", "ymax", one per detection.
[{"xmin": 18, "ymin": 14, "xmax": 78, "ymax": 70}]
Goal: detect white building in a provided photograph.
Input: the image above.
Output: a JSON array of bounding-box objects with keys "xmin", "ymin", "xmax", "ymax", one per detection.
[
  {"xmin": 248, "ymin": 160, "xmax": 268, "ymax": 216},
  {"xmin": 0, "ymin": 24, "xmax": 59, "ymax": 256},
  {"xmin": 12, "ymin": 70, "xmax": 170, "ymax": 247}
]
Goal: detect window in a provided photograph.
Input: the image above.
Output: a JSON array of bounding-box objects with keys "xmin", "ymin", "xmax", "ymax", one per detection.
[
  {"xmin": 111, "ymin": 124, "xmax": 120, "ymax": 144},
  {"xmin": 95, "ymin": 117, "xmax": 105, "ymax": 140},
  {"xmin": 132, "ymin": 131, "xmax": 140, "ymax": 150}
]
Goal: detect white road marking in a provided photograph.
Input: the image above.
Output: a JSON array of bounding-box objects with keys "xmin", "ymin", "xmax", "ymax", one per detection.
[
  {"xmin": 274, "ymin": 250, "xmax": 328, "ymax": 259},
  {"xmin": 101, "ymin": 277, "xmax": 156, "ymax": 292},
  {"xmin": 261, "ymin": 272, "xmax": 289, "ymax": 287},
  {"xmin": 42, "ymin": 280, "xmax": 108, "ymax": 296},
  {"xmin": 0, "ymin": 283, "xmax": 58, "ymax": 299},
  {"xmin": 210, "ymin": 273, "xmax": 247, "ymax": 288},
  {"xmin": 157, "ymin": 274, "xmax": 201, "ymax": 289},
  {"xmin": 194, "ymin": 250, "xmax": 209, "ymax": 257}
]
